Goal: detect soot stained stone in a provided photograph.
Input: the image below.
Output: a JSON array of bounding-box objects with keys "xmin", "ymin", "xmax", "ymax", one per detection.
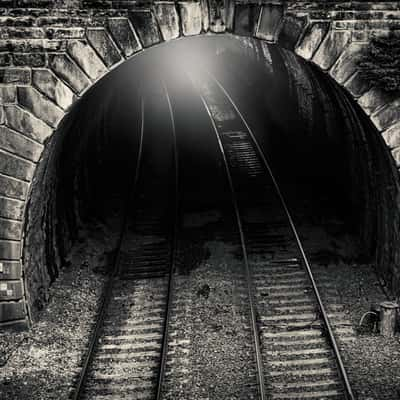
[{"xmin": 128, "ymin": 10, "xmax": 161, "ymax": 48}]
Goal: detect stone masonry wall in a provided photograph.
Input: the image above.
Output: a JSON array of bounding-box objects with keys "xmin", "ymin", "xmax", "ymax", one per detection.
[{"xmin": 0, "ymin": 0, "xmax": 399, "ymax": 328}]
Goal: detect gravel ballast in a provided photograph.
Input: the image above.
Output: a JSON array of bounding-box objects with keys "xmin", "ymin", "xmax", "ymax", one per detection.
[
  {"xmin": 0, "ymin": 222, "xmax": 119, "ymax": 400},
  {"xmin": 1, "ymin": 213, "xmax": 400, "ymax": 399}
]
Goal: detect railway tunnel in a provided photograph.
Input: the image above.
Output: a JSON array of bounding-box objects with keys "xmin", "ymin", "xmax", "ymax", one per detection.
[{"xmin": 21, "ymin": 34, "xmax": 400, "ymax": 323}]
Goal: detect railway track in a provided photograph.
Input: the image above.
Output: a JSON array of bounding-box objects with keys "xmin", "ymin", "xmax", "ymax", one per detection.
[
  {"xmin": 71, "ymin": 68, "xmax": 355, "ymax": 399},
  {"xmin": 191, "ymin": 69, "xmax": 355, "ymax": 400},
  {"xmin": 71, "ymin": 82, "xmax": 178, "ymax": 400}
]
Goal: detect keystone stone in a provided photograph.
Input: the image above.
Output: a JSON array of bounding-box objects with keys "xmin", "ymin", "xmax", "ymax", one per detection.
[
  {"xmin": 154, "ymin": 2, "xmax": 180, "ymax": 41},
  {"xmin": 179, "ymin": 1, "xmax": 203, "ymax": 37},
  {"xmin": 17, "ymin": 86, "xmax": 64, "ymax": 128}
]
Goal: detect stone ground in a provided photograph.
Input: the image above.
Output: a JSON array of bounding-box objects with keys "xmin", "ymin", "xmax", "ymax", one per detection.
[{"xmin": 0, "ymin": 214, "xmax": 399, "ymax": 399}]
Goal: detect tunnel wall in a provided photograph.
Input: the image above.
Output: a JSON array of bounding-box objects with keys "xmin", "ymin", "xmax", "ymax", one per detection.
[{"xmin": 0, "ymin": 0, "xmax": 399, "ymax": 328}]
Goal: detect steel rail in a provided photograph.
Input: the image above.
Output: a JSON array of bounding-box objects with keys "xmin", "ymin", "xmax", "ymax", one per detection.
[
  {"xmin": 208, "ymin": 71, "xmax": 355, "ymax": 400},
  {"xmin": 188, "ymin": 72, "xmax": 267, "ymax": 400},
  {"xmin": 155, "ymin": 81, "xmax": 180, "ymax": 400},
  {"xmin": 71, "ymin": 95, "xmax": 146, "ymax": 400}
]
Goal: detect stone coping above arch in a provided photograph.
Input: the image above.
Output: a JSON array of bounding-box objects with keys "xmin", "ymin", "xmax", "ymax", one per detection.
[{"xmin": 0, "ymin": 0, "xmax": 399, "ymax": 328}]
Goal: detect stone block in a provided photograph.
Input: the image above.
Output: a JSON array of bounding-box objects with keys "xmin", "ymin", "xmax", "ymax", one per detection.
[
  {"xmin": 358, "ymin": 87, "xmax": 397, "ymax": 116},
  {"xmin": 4, "ymin": 105, "xmax": 53, "ymax": 143},
  {"xmin": 86, "ymin": 27, "xmax": 122, "ymax": 68},
  {"xmin": 0, "ymin": 175, "xmax": 28, "ymax": 200},
  {"xmin": 13, "ymin": 53, "xmax": 46, "ymax": 67},
  {"xmin": 256, "ymin": 3, "xmax": 284, "ymax": 42},
  {"xmin": 179, "ymin": 1, "xmax": 203, "ymax": 36},
  {"xmin": 67, "ymin": 40, "xmax": 108, "ymax": 81},
  {"xmin": 295, "ymin": 21, "xmax": 330, "ymax": 60},
  {"xmin": 208, "ymin": 0, "xmax": 227, "ymax": 33},
  {"xmin": 0, "ymin": 126, "xmax": 43, "ymax": 162},
  {"xmin": 329, "ymin": 42, "xmax": 366, "ymax": 85},
  {"xmin": 0, "ymin": 86, "xmax": 16, "ymax": 104},
  {"xmin": 0, "ymin": 27, "xmax": 45, "ymax": 40},
  {"xmin": 234, "ymin": 4, "xmax": 261, "ymax": 37},
  {"xmin": 0, "ymin": 196, "xmax": 24, "ymax": 221},
  {"xmin": 372, "ymin": 99, "xmax": 400, "ymax": 132},
  {"xmin": 36, "ymin": 16, "xmax": 71, "ymax": 27},
  {"xmin": 0, "ymin": 300, "xmax": 26, "ymax": 322},
  {"xmin": 32, "ymin": 68, "xmax": 76, "ymax": 111},
  {"xmin": 17, "ymin": 86, "xmax": 64, "ymax": 128},
  {"xmin": 154, "ymin": 2, "xmax": 180, "ymax": 41},
  {"xmin": 391, "ymin": 147, "xmax": 400, "ymax": 168},
  {"xmin": 0, "ymin": 149, "xmax": 35, "ymax": 181},
  {"xmin": 278, "ymin": 14, "xmax": 308, "ymax": 50},
  {"xmin": 344, "ymin": 71, "xmax": 371, "ymax": 98},
  {"xmin": 226, "ymin": 0, "xmax": 236, "ymax": 32},
  {"xmin": 108, "ymin": 17, "xmax": 141, "ymax": 57},
  {"xmin": 0, "ymin": 68, "xmax": 30, "ymax": 85},
  {"xmin": 0, "ymin": 261, "xmax": 22, "ymax": 280},
  {"xmin": 0, "ymin": 16, "xmax": 35, "ymax": 27},
  {"xmin": 0, "ymin": 53, "xmax": 12, "ymax": 67},
  {"xmin": 0, "ymin": 240, "xmax": 20, "ymax": 260},
  {"xmin": 0, "ymin": 317, "xmax": 28, "ymax": 331},
  {"xmin": 49, "ymin": 53, "xmax": 91, "ymax": 94},
  {"xmin": 0, "ymin": 39, "xmax": 66, "ymax": 53},
  {"xmin": 0, "ymin": 280, "xmax": 23, "ymax": 301},
  {"xmin": 128, "ymin": 10, "xmax": 161, "ymax": 48},
  {"xmin": 0, "ymin": 218, "xmax": 22, "ymax": 241},
  {"xmin": 382, "ymin": 121, "xmax": 400, "ymax": 149},
  {"xmin": 313, "ymin": 30, "xmax": 351, "ymax": 71},
  {"xmin": 45, "ymin": 27, "xmax": 85, "ymax": 40}
]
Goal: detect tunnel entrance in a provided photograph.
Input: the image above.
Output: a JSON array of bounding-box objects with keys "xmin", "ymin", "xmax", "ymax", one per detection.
[{"xmin": 22, "ymin": 34, "xmax": 400, "ymax": 321}]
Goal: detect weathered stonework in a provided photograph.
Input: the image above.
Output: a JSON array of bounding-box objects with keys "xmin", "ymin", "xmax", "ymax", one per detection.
[{"xmin": 0, "ymin": 0, "xmax": 398, "ymax": 329}]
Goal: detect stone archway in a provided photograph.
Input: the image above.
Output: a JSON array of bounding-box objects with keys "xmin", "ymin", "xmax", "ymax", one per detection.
[{"xmin": 0, "ymin": 0, "xmax": 399, "ymax": 329}]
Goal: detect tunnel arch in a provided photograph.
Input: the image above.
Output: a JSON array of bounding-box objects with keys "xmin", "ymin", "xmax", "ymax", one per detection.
[{"xmin": 1, "ymin": 3, "xmax": 400, "ymax": 328}]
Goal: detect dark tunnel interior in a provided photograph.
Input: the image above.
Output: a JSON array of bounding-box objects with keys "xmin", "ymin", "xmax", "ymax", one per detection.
[{"xmin": 22, "ymin": 35, "xmax": 400, "ymax": 317}]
